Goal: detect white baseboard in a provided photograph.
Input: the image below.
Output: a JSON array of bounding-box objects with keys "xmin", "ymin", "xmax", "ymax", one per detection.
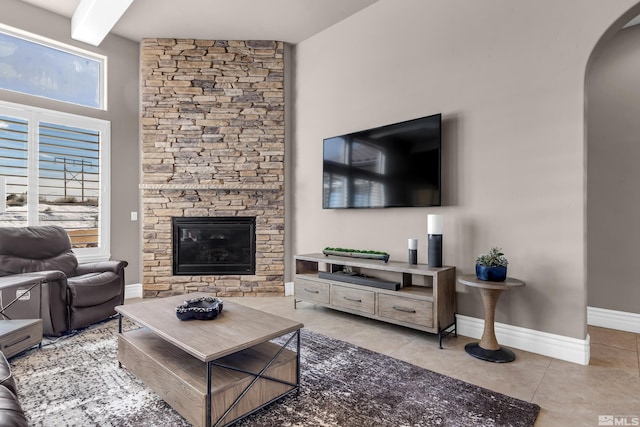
[
  {"xmin": 456, "ymin": 314, "xmax": 591, "ymax": 365},
  {"xmin": 124, "ymin": 283, "xmax": 143, "ymax": 299},
  {"xmin": 587, "ymin": 306, "xmax": 640, "ymax": 334},
  {"xmin": 284, "ymin": 281, "xmax": 294, "ymax": 296}
]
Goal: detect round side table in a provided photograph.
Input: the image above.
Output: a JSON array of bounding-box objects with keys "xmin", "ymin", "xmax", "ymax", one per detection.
[{"xmin": 457, "ymin": 274, "xmax": 525, "ymax": 363}]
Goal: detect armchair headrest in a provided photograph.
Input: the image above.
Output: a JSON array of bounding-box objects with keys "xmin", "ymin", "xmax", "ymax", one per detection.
[{"xmin": 0, "ymin": 226, "xmax": 77, "ymax": 275}]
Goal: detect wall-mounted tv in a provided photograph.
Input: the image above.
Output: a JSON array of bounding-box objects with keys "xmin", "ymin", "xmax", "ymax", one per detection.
[{"xmin": 322, "ymin": 113, "xmax": 441, "ymax": 209}]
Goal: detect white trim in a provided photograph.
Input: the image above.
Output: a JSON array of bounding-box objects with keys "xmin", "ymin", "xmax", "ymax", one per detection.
[
  {"xmin": 124, "ymin": 283, "xmax": 143, "ymax": 300},
  {"xmin": 27, "ymin": 110, "xmax": 38, "ymax": 224},
  {"xmin": 0, "ymin": 177, "xmax": 5, "ymax": 214},
  {"xmin": 75, "ymin": 253, "xmax": 110, "ymax": 264},
  {"xmin": 456, "ymin": 314, "xmax": 591, "ymax": 365},
  {"xmin": 285, "ymin": 281, "xmax": 294, "ymax": 296},
  {"xmin": 587, "ymin": 306, "xmax": 640, "ymax": 334},
  {"xmin": 623, "ymin": 14, "xmax": 640, "ymax": 29}
]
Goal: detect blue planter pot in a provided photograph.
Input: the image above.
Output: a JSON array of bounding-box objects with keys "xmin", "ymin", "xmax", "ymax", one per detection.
[{"xmin": 476, "ymin": 264, "xmax": 507, "ymax": 282}]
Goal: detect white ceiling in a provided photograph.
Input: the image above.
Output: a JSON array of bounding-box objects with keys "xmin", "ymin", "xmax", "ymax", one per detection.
[{"xmin": 18, "ymin": 0, "xmax": 380, "ymax": 44}]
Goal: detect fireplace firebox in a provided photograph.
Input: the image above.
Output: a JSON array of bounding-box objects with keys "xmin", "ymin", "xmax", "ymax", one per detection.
[{"xmin": 172, "ymin": 217, "xmax": 256, "ymax": 275}]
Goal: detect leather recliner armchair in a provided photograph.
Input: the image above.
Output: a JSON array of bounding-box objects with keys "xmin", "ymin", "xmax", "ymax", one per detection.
[{"xmin": 0, "ymin": 226, "xmax": 128, "ymax": 336}]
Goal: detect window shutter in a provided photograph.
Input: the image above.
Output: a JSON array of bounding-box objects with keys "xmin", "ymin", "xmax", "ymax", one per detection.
[{"xmin": 38, "ymin": 122, "xmax": 101, "ymax": 248}]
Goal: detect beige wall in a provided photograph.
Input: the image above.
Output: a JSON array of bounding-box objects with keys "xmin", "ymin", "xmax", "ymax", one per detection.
[
  {"xmin": 587, "ymin": 25, "xmax": 640, "ymax": 314},
  {"xmin": 1, "ymin": 0, "xmax": 141, "ymax": 284},
  {"xmin": 291, "ymin": 0, "xmax": 640, "ymax": 339}
]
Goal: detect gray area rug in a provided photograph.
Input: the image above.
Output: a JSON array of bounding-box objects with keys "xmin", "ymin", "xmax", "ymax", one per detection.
[{"xmin": 9, "ymin": 318, "xmax": 539, "ymax": 426}]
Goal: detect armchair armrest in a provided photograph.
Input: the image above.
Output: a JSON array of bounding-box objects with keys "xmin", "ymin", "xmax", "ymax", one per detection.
[{"xmin": 74, "ymin": 260, "xmax": 128, "ymax": 276}]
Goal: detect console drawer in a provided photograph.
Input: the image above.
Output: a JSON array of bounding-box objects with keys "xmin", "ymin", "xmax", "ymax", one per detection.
[
  {"xmin": 331, "ymin": 285, "xmax": 375, "ymax": 315},
  {"xmin": 378, "ymin": 294, "xmax": 433, "ymax": 328},
  {"xmin": 294, "ymin": 277, "xmax": 330, "ymax": 304}
]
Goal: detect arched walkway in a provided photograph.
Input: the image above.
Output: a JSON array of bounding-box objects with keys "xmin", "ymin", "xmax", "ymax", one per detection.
[{"xmin": 585, "ymin": 2, "xmax": 640, "ymax": 333}]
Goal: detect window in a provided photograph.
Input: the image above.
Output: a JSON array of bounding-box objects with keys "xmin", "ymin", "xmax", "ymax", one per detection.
[
  {"xmin": 0, "ymin": 24, "xmax": 106, "ymax": 110},
  {"xmin": 0, "ymin": 101, "xmax": 111, "ymax": 262}
]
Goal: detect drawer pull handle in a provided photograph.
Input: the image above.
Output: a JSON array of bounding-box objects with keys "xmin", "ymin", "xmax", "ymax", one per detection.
[
  {"xmin": 392, "ymin": 306, "xmax": 416, "ymax": 313},
  {"xmin": 304, "ymin": 288, "xmax": 320, "ymax": 294},
  {"xmin": 4, "ymin": 335, "xmax": 31, "ymax": 349},
  {"xmin": 344, "ymin": 297, "xmax": 362, "ymax": 303}
]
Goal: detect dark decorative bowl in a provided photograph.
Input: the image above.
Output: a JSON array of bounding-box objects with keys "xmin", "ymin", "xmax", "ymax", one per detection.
[{"xmin": 175, "ymin": 297, "xmax": 223, "ymax": 321}]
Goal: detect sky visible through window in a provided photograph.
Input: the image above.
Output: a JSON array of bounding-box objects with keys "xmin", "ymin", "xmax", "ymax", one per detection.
[{"xmin": 0, "ymin": 31, "xmax": 101, "ymax": 108}]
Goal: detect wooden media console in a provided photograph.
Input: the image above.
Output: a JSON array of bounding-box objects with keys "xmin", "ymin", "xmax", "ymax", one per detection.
[{"xmin": 294, "ymin": 253, "xmax": 456, "ymax": 347}]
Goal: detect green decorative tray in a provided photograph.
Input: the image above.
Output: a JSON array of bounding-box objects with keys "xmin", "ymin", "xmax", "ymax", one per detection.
[{"xmin": 322, "ymin": 248, "xmax": 390, "ymax": 263}]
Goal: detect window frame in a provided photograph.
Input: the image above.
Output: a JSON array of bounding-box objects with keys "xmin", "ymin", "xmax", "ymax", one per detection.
[
  {"xmin": 0, "ymin": 100, "xmax": 111, "ymax": 263},
  {"xmin": 0, "ymin": 23, "xmax": 107, "ymax": 111}
]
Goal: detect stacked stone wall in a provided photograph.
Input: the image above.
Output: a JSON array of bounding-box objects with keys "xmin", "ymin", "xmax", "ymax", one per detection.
[{"xmin": 140, "ymin": 38, "xmax": 284, "ymax": 297}]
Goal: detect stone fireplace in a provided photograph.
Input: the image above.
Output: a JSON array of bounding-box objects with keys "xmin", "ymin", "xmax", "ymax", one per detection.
[{"xmin": 140, "ymin": 39, "xmax": 285, "ymax": 298}]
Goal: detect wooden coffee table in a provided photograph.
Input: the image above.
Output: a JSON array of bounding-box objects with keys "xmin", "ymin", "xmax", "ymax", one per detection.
[{"xmin": 115, "ymin": 293, "xmax": 303, "ymax": 427}]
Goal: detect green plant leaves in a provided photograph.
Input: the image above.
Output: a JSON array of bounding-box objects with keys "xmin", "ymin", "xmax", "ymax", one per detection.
[{"xmin": 475, "ymin": 246, "xmax": 509, "ymax": 267}]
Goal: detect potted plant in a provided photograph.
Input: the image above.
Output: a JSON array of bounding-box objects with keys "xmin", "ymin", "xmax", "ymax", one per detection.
[{"xmin": 475, "ymin": 247, "xmax": 508, "ymax": 281}]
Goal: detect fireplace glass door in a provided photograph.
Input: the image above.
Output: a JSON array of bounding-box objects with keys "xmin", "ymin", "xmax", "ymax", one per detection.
[{"xmin": 172, "ymin": 217, "xmax": 256, "ymax": 275}]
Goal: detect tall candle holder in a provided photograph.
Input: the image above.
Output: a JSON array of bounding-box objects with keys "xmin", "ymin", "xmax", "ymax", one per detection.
[
  {"xmin": 408, "ymin": 238, "xmax": 418, "ymax": 265},
  {"xmin": 428, "ymin": 214, "xmax": 443, "ymax": 267}
]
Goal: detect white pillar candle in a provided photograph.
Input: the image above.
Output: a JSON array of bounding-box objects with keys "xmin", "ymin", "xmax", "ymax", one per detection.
[
  {"xmin": 408, "ymin": 238, "xmax": 418, "ymax": 250},
  {"xmin": 427, "ymin": 214, "xmax": 443, "ymax": 235}
]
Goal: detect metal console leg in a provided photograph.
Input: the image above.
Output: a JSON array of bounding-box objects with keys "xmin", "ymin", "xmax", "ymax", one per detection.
[
  {"xmin": 438, "ymin": 318, "xmax": 457, "ymax": 349},
  {"xmin": 117, "ymin": 314, "xmax": 123, "ymax": 368}
]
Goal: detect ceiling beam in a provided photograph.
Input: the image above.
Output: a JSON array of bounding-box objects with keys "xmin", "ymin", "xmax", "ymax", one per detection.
[{"xmin": 71, "ymin": 0, "xmax": 134, "ymax": 46}]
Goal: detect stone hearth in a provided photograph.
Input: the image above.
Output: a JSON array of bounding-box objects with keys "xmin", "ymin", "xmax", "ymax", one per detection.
[{"xmin": 140, "ymin": 39, "xmax": 285, "ymax": 297}]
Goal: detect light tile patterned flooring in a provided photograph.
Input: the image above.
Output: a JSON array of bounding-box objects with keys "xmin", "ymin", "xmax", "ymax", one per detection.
[{"xmin": 131, "ymin": 296, "xmax": 640, "ymax": 426}]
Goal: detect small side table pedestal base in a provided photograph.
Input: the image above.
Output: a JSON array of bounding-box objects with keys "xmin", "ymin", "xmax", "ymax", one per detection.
[
  {"xmin": 464, "ymin": 342, "xmax": 516, "ymax": 363},
  {"xmin": 458, "ymin": 274, "xmax": 525, "ymax": 364}
]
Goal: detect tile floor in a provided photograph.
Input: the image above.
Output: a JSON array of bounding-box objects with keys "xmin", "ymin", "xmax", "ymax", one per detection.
[{"xmin": 216, "ymin": 296, "xmax": 640, "ymax": 427}]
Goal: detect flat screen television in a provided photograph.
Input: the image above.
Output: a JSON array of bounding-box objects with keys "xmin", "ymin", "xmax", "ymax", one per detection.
[{"xmin": 322, "ymin": 113, "xmax": 441, "ymax": 209}]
